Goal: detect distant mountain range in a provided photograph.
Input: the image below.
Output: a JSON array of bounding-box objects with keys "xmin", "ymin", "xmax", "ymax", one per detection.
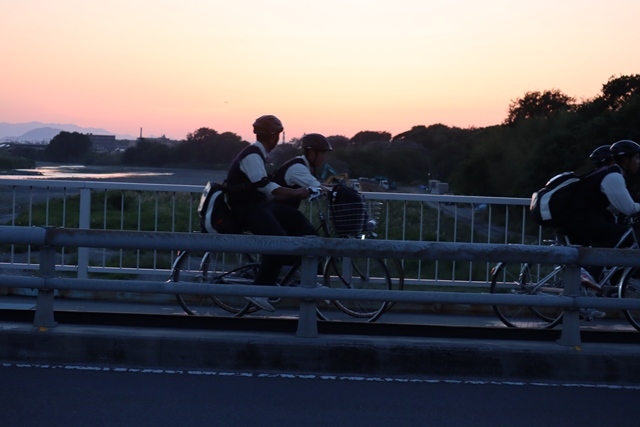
[{"xmin": 0, "ymin": 122, "xmax": 136, "ymax": 143}]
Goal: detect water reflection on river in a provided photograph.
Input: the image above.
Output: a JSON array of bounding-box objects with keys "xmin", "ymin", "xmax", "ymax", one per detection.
[
  {"xmin": 3, "ymin": 164, "xmax": 227, "ymax": 185},
  {"xmin": 10, "ymin": 165, "xmax": 173, "ymax": 181},
  {"xmin": 0, "ymin": 165, "xmax": 228, "ymax": 223}
]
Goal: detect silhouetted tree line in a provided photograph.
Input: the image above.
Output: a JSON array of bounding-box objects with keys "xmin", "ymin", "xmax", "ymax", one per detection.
[
  {"xmin": 0, "ymin": 146, "xmax": 42, "ymax": 168},
  {"xmin": 3, "ymin": 74, "xmax": 639, "ymax": 198},
  {"xmin": 121, "ymin": 128, "xmax": 248, "ymax": 168},
  {"xmin": 452, "ymin": 74, "xmax": 640, "ymax": 197},
  {"xmin": 0, "ymin": 154, "xmax": 35, "ymax": 170},
  {"xmin": 45, "ymin": 132, "xmax": 92, "ymax": 162}
]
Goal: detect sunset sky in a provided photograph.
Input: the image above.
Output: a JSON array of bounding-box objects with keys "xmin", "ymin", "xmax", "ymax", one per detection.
[{"xmin": 2, "ymin": 0, "xmax": 639, "ymax": 142}]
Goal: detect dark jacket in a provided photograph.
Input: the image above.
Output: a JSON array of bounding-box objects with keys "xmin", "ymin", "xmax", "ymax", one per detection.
[
  {"xmin": 225, "ymin": 144, "xmax": 270, "ymax": 208},
  {"xmin": 569, "ymin": 165, "xmax": 621, "ymax": 223},
  {"xmin": 271, "ymin": 157, "xmax": 307, "ymax": 209}
]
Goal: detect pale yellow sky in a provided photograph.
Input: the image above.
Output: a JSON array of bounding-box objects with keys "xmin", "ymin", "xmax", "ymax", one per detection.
[{"xmin": 1, "ymin": 0, "xmax": 639, "ymax": 141}]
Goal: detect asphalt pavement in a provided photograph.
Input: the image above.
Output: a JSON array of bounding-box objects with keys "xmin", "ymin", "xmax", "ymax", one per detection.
[{"xmin": 1, "ymin": 295, "xmax": 639, "ymax": 385}]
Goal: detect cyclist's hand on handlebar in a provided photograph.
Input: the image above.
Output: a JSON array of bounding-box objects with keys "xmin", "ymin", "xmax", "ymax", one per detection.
[{"xmin": 307, "ymin": 186, "xmax": 322, "ymax": 201}]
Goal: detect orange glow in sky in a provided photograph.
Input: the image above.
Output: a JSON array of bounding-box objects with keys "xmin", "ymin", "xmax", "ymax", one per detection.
[{"xmin": 2, "ymin": 0, "xmax": 639, "ymax": 142}]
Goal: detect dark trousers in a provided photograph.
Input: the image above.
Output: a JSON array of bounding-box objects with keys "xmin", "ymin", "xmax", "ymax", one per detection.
[{"xmin": 234, "ymin": 201, "xmax": 317, "ymax": 285}]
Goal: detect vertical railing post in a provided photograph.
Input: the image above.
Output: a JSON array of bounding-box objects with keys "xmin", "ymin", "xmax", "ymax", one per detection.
[
  {"xmin": 296, "ymin": 253, "xmax": 319, "ymax": 338},
  {"xmin": 77, "ymin": 187, "xmax": 91, "ymax": 279},
  {"xmin": 34, "ymin": 239, "xmax": 57, "ymax": 329},
  {"xmin": 557, "ymin": 264, "xmax": 581, "ymax": 347}
]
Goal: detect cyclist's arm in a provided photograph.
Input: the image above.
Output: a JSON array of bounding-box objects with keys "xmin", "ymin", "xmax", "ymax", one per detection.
[
  {"xmin": 272, "ymin": 186, "xmax": 309, "ymax": 200},
  {"xmin": 601, "ymin": 172, "xmax": 640, "ymax": 216},
  {"xmin": 239, "ymin": 153, "xmax": 308, "ymax": 201},
  {"xmin": 239, "ymin": 152, "xmax": 279, "ymax": 199},
  {"xmin": 285, "ymin": 163, "xmax": 332, "ymax": 193},
  {"xmin": 284, "ymin": 163, "xmax": 322, "ymax": 188}
]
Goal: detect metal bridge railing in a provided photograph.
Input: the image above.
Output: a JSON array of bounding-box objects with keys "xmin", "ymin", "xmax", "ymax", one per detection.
[
  {"xmin": 0, "ymin": 178, "xmax": 535, "ymax": 287},
  {"xmin": 2, "ymin": 225, "xmax": 640, "ymax": 347}
]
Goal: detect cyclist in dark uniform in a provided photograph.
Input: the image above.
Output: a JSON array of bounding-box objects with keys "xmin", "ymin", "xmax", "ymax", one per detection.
[
  {"xmin": 225, "ymin": 115, "xmax": 317, "ymax": 311},
  {"xmin": 272, "ymin": 133, "xmax": 333, "ymax": 210},
  {"xmin": 563, "ymin": 140, "xmax": 640, "ymax": 319},
  {"xmin": 564, "ymin": 140, "xmax": 640, "ymax": 249}
]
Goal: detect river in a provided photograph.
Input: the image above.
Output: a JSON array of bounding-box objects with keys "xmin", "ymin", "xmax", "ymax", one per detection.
[
  {"xmin": 0, "ymin": 165, "xmax": 230, "ymax": 224},
  {"xmin": 2, "ymin": 164, "xmax": 227, "ymax": 186}
]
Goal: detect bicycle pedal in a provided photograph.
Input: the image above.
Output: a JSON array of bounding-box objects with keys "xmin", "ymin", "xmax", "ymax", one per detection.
[{"xmin": 579, "ymin": 308, "xmax": 605, "ymax": 321}]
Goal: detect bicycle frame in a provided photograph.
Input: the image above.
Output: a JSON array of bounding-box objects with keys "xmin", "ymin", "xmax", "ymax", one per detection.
[
  {"xmin": 171, "ymin": 191, "xmax": 399, "ymax": 322},
  {"xmin": 490, "ymin": 215, "xmax": 640, "ymax": 329},
  {"xmin": 527, "ymin": 219, "xmax": 639, "ymax": 294}
]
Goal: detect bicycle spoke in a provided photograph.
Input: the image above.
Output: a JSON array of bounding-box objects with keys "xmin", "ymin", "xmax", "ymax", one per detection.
[
  {"xmin": 323, "ymin": 256, "xmax": 391, "ymax": 322},
  {"xmin": 206, "ymin": 253, "xmax": 259, "ymax": 315},
  {"xmin": 490, "ymin": 262, "xmax": 563, "ymax": 328},
  {"xmin": 172, "ymin": 251, "xmax": 258, "ymax": 316},
  {"xmin": 621, "ymin": 268, "xmax": 640, "ymax": 331},
  {"xmin": 172, "ymin": 251, "xmax": 224, "ymax": 316}
]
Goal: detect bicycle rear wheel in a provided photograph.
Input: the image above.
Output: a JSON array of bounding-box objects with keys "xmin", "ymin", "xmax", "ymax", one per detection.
[
  {"xmin": 204, "ymin": 252, "xmax": 259, "ymax": 315},
  {"xmin": 490, "ymin": 262, "xmax": 564, "ymax": 329},
  {"xmin": 173, "ymin": 251, "xmax": 257, "ymax": 316},
  {"xmin": 383, "ymin": 258, "xmax": 404, "ymax": 311},
  {"xmin": 172, "ymin": 251, "xmax": 221, "ymax": 316},
  {"xmin": 620, "ymin": 267, "xmax": 640, "ymax": 331},
  {"xmin": 323, "ymin": 256, "xmax": 391, "ymax": 322}
]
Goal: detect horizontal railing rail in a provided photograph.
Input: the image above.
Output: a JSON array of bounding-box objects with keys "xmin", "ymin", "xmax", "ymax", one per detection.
[
  {"xmin": 1, "ymin": 225, "xmax": 640, "ymax": 346},
  {"xmin": 0, "ymin": 178, "xmax": 535, "ymax": 288}
]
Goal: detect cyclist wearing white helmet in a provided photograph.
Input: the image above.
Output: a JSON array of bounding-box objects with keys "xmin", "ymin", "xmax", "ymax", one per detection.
[
  {"xmin": 564, "ymin": 139, "xmax": 640, "ymax": 248},
  {"xmin": 225, "ymin": 115, "xmax": 317, "ymax": 311}
]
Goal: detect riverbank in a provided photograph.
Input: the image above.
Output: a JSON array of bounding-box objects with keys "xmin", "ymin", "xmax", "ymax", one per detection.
[{"xmin": 89, "ymin": 166, "xmax": 228, "ymax": 186}]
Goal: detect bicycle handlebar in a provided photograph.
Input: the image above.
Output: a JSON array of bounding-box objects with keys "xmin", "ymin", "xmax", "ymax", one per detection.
[
  {"xmin": 307, "ymin": 187, "xmax": 323, "ymax": 202},
  {"xmin": 625, "ymin": 214, "xmax": 640, "ymax": 225}
]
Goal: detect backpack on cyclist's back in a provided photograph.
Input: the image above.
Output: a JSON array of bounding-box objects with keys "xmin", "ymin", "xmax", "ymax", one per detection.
[
  {"xmin": 197, "ymin": 181, "xmax": 239, "ymax": 234},
  {"xmin": 529, "ymin": 171, "xmax": 581, "ymax": 227}
]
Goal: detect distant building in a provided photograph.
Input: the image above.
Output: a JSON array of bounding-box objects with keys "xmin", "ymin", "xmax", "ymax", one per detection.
[
  {"xmin": 428, "ymin": 179, "xmax": 450, "ymax": 195},
  {"xmin": 133, "ymin": 127, "xmax": 182, "ymax": 146},
  {"xmin": 134, "ymin": 135, "xmax": 182, "ymax": 147},
  {"xmin": 86, "ymin": 134, "xmax": 133, "ymax": 152}
]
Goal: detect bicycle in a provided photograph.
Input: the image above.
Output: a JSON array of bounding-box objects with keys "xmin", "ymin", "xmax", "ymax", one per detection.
[
  {"xmin": 489, "ymin": 215, "xmax": 640, "ymax": 330},
  {"xmin": 169, "ymin": 186, "xmax": 402, "ymax": 322}
]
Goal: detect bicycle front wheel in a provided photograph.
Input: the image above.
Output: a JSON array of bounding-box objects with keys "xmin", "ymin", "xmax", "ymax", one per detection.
[
  {"xmin": 620, "ymin": 267, "xmax": 640, "ymax": 331},
  {"xmin": 323, "ymin": 256, "xmax": 392, "ymax": 322},
  {"xmin": 174, "ymin": 251, "xmax": 258, "ymax": 316},
  {"xmin": 490, "ymin": 262, "xmax": 564, "ymax": 329}
]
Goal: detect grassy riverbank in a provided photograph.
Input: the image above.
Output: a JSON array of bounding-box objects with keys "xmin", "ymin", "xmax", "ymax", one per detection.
[{"xmin": 1, "ymin": 167, "xmax": 503, "ymax": 283}]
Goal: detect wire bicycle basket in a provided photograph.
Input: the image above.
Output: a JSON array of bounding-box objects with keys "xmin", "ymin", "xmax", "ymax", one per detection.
[
  {"xmin": 365, "ymin": 200, "xmax": 382, "ymax": 231},
  {"xmin": 328, "ymin": 184, "xmax": 381, "ymax": 237}
]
